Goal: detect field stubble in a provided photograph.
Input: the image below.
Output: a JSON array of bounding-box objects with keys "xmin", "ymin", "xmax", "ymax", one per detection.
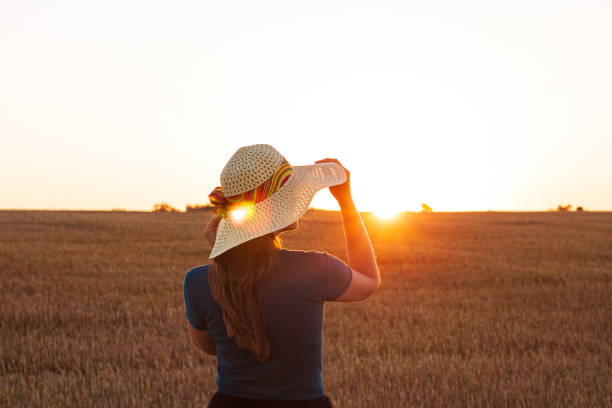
[{"xmin": 1, "ymin": 210, "xmax": 611, "ymax": 407}]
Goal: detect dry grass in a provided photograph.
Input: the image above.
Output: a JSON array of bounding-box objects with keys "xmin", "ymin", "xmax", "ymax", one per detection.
[{"xmin": 1, "ymin": 209, "xmax": 611, "ymax": 407}]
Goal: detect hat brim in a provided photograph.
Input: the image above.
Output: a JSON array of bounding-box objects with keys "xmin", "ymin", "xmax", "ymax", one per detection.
[{"xmin": 208, "ymin": 161, "xmax": 347, "ymax": 259}]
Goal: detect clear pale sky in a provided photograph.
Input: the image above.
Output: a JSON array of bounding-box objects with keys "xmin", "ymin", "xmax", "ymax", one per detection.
[{"xmin": 1, "ymin": 1, "xmax": 611, "ymax": 213}]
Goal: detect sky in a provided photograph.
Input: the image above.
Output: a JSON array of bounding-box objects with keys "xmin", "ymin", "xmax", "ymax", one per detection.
[{"xmin": 1, "ymin": 0, "xmax": 611, "ymax": 213}]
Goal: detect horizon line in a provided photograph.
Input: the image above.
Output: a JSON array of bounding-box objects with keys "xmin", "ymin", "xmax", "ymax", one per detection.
[{"xmin": 1, "ymin": 207, "xmax": 609, "ymax": 213}]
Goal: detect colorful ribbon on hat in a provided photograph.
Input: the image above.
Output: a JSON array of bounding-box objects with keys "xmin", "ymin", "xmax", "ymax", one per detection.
[{"xmin": 208, "ymin": 158, "xmax": 293, "ymax": 219}]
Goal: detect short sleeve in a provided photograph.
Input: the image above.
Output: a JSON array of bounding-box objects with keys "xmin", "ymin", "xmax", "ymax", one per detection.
[
  {"xmin": 324, "ymin": 253, "xmax": 353, "ymax": 301},
  {"xmin": 183, "ymin": 268, "xmax": 207, "ymax": 331}
]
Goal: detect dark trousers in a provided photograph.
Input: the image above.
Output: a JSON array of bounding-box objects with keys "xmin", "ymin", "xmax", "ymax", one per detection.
[{"xmin": 207, "ymin": 391, "xmax": 333, "ymax": 408}]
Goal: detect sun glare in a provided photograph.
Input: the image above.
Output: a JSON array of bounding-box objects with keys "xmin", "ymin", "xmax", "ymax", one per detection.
[
  {"xmin": 231, "ymin": 208, "xmax": 247, "ymax": 220},
  {"xmin": 228, "ymin": 203, "xmax": 255, "ymax": 224},
  {"xmin": 375, "ymin": 209, "xmax": 398, "ymax": 219}
]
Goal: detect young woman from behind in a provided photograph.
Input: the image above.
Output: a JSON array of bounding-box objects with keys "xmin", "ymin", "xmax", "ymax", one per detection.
[{"xmin": 183, "ymin": 145, "xmax": 380, "ymax": 407}]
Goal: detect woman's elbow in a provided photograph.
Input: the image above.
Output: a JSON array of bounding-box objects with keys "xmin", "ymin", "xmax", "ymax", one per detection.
[
  {"xmin": 189, "ymin": 326, "xmax": 217, "ymax": 355},
  {"xmin": 365, "ymin": 279, "xmax": 381, "ymax": 299},
  {"xmin": 191, "ymin": 338, "xmax": 216, "ymax": 355}
]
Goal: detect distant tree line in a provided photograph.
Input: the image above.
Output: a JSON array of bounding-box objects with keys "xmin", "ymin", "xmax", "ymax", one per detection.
[
  {"xmin": 153, "ymin": 202, "xmax": 180, "ymax": 212},
  {"xmin": 152, "ymin": 202, "xmax": 212, "ymax": 213},
  {"xmin": 556, "ymin": 204, "xmax": 584, "ymax": 212},
  {"xmin": 186, "ymin": 203, "xmax": 213, "ymax": 212}
]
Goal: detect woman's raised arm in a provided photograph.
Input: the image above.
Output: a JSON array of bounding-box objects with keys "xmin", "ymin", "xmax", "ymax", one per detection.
[{"xmin": 315, "ymin": 159, "xmax": 381, "ymax": 301}]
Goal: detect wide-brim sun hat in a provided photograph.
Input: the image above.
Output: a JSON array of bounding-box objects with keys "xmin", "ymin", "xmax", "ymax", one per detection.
[{"xmin": 207, "ymin": 144, "xmax": 347, "ymax": 259}]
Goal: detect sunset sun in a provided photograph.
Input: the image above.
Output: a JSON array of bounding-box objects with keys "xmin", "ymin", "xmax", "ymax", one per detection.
[{"xmin": 375, "ymin": 209, "xmax": 399, "ymax": 219}]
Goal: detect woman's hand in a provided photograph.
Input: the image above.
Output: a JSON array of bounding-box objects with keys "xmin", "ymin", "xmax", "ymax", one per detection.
[
  {"xmin": 315, "ymin": 158, "xmax": 352, "ymax": 205},
  {"xmin": 203, "ymin": 215, "xmax": 222, "ymax": 247}
]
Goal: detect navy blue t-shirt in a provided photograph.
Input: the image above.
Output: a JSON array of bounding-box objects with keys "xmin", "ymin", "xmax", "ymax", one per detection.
[{"xmin": 183, "ymin": 249, "xmax": 352, "ymax": 400}]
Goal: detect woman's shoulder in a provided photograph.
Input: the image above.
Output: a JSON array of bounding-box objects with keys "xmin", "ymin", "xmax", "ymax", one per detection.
[
  {"xmin": 278, "ymin": 249, "xmax": 330, "ymax": 267},
  {"xmin": 280, "ymin": 248, "xmax": 324, "ymax": 258},
  {"xmin": 184, "ymin": 264, "xmax": 212, "ymax": 291}
]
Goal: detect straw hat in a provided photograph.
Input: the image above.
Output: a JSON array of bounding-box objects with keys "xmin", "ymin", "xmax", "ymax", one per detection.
[{"xmin": 207, "ymin": 144, "xmax": 347, "ymax": 258}]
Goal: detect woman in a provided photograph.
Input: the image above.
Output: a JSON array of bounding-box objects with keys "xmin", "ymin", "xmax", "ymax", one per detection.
[{"xmin": 183, "ymin": 144, "xmax": 380, "ymax": 407}]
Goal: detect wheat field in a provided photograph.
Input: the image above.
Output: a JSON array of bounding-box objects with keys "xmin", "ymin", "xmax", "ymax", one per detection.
[{"xmin": 1, "ymin": 209, "xmax": 611, "ymax": 407}]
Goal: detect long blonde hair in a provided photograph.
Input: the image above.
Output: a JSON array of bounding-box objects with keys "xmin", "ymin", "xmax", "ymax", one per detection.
[{"xmin": 208, "ymin": 233, "xmax": 282, "ymax": 362}]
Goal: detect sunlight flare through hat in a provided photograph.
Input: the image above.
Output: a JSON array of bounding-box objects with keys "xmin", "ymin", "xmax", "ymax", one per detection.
[{"xmin": 207, "ymin": 144, "xmax": 346, "ymax": 258}]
